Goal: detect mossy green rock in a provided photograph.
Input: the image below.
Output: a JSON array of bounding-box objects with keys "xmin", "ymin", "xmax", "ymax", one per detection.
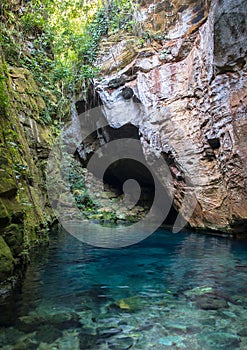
[
  {"xmin": 0, "ymin": 236, "xmax": 15, "ymax": 281},
  {"xmin": 0, "ymin": 52, "xmax": 55, "ymax": 285},
  {"xmin": 18, "ymin": 311, "xmax": 80, "ymax": 332},
  {"xmin": 3, "ymin": 224, "xmax": 23, "ymax": 256},
  {"xmin": 0, "ymin": 155, "xmax": 16, "ymax": 197}
]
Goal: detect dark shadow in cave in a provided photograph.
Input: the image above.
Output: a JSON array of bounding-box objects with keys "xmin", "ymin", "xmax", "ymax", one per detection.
[
  {"xmin": 75, "ymin": 121, "xmax": 178, "ymax": 225},
  {"xmin": 103, "ymin": 157, "xmax": 179, "ymax": 225},
  {"xmin": 103, "ymin": 158, "xmax": 155, "ymax": 210}
]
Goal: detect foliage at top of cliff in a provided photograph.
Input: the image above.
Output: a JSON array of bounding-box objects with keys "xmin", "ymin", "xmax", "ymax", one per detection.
[{"xmin": 0, "ymin": 0, "xmax": 138, "ymax": 123}]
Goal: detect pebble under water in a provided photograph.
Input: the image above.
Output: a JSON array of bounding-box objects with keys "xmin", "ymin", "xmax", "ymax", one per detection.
[{"xmin": 0, "ymin": 227, "xmax": 247, "ymax": 349}]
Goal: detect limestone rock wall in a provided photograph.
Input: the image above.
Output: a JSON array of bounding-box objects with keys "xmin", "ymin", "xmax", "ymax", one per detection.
[
  {"xmin": 94, "ymin": 0, "xmax": 247, "ymax": 234},
  {"xmin": 0, "ymin": 51, "xmax": 55, "ymax": 287}
]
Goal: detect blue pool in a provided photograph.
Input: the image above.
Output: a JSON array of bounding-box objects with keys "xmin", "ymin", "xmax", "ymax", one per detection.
[{"xmin": 0, "ymin": 227, "xmax": 247, "ymax": 349}]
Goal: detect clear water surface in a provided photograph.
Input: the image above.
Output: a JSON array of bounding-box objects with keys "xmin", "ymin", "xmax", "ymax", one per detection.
[{"xmin": 0, "ymin": 227, "xmax": 247, "ymax": 349}]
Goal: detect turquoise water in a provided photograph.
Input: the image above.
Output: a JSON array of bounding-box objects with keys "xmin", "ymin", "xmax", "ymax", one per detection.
[{"xmin": 0, "ymin": 228, "xmax": 247, "ymax": 349}]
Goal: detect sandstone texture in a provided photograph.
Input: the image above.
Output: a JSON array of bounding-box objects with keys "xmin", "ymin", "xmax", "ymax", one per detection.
[{"xmin": 94, "ymin": 0, "xmax": 247, "ymax": 234}]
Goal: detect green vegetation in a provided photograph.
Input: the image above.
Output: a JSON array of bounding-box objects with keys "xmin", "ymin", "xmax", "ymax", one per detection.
[
  {"xmin": 0, "ymin": 0, "xmax": 143, "ymax": 284},
  {"xmin": 66, "ymin": 157, "xmax": 144, "ymax": 224},
  {"xmin": 0, "ymin": 62, "xmax": 9, "ymax": 114},
  {"xmin": 68, "ymin": 158, "xmax": 99, "ymax": 216},
  {"xmin": 0, "ymin": 0, "xmax": 139, "ymax": 124}
]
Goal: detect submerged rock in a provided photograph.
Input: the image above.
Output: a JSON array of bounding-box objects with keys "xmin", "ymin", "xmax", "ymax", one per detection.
[
  {"xmin": 198, "ymin": 332, "xmax": 240, "ymax": 349},
  {"xmin": 13, "ymin": 335, "xmax": 37, "ymax": 350},
  {"xmin": 38, "ymin": 329, "xmax": 80, "ymax": 350},
  {"xmin": 17, "ymin": 311, "xmax": 80, "ymax": 332},
  {"xmin": 35, "ymin": 325, "xmax": 62, "ymax": 343},
  {"xmin": 184, "ymin": 286, "xmax": 229, "ymax": 310},
  {"xmin": 99, "ymin": 327, "xmax": 122, "ymax": 339},
  {"xmin": 158, "ymin": 335, "xmax": 185, "ymax": 347},
  {"xmin": 108, "ymin": 336, "xmax": 134, "ymax": 350},
  {"xmin": 48, "ymin": 312, "xmax": 80, "ymax": 330},
  {"xmin": 165, "ymin": 322, "xmax": 188, "ymax": 334},
  {"xmin": 79, "ymin": 332, "xmax": 97, "ymax": 349},
  {"xmin": 0, "ymin": 327, "xmax": 24, "ymax": 347},
  {"xmin": 196, "ymin": 295, "xmax": 228, "ymax": 310},
  {"xmin": 237, "ymin": 328, "xmax": 247, "ymax": 337},
  {"xmin": 184, "ymin": 286, "xmax": 214, "ymax": 297},
  {"xmin": 113, "ymin": 296, "xmax": 143, "ymax": 312}
]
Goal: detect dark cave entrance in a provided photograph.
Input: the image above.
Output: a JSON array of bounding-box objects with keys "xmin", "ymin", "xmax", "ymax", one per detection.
[
  {"xmin": 102, "ymin": 157, "xmax": 179, "ymax": 225},
  {"xmin": 75, "ymin": 99, "xmax": 178, "ymax": 226},
  {"xmin": 103, "ymin": 157, "xmax": 156, "ymax": 212}
]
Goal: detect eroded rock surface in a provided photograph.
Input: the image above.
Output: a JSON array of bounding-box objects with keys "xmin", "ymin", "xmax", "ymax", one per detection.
[{"xmin": 94, "ymin": 0, "xmax": 247, "ymax": 234}]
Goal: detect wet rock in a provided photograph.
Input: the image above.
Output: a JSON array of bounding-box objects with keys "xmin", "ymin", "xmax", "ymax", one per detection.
[
  {"xmin": 159, "ymin": 335, "xmax": 185, "ymax": 347},
  {"xmin": 196, "ymin": 294, "xmax": 228, "ymax": 310},
  {"xmin": 199, "ymin": 317, "xmax": 216, "ymax": 327},
  {"xmin": 0, "ymin": 156, "xmax": 17, "ymax": 198},
  {"xmin": 99, "ymin": 327, "xmax": 122, "ymax": 338},
  {"xmin": 240, "ymin": 338, "xmax": 247, "ymax": 350},
  {"xmin": 0, "ymin": 237, "xmax": 15, "ymax": 283},
  {"xmin": 0, "ymin": 58, "xmax": 54, "ymax": 287},
  {"xmin": 231, "ymin": 295, "xmax": 247, "ymax": 305},
  {"xmin": 48, "ymin": 311, "xmax": 80, "ymax": 330},
  {"xmin": 184, "ymin": 286, "xmax": 214, "ymax": 297},
  {"xmin": 165, "ymin": 323, "xmax": 187, "ymax": 334},
  {"xmin": 0, "ymin": 327, "xmax": 24, "ymax": 347},
  {"xmin": 3, "ymin": 224, "xmax": 24, "ymax": 257},
  {"xmin": 79, "ymin": 332, "xmax": 97, "ymax": 349},
  {"xmin": 17, "ymin": 315, "xmax": 44, "ymax": 332},
  {"xmin": 186, "ymin": 326, "xmax": 202, "ymax": 334},
  {"xmin": 136, "ymin": 324, "xmax": 153, "ymax": 332},
  {"xmin": 35, "ymin": 325, "xmax": 62, "ymax": 343},
  {"xmin": 184, "ymin": 287, "xmax": 229, "ymax": 310},
  {"xmin": 198, "ymin": 332, "xmax": 240, "ymax": 349},
  {"xmin": 237, "ymin": 328, "xmax": 247, "ymax": 337},
  {"xmin": 17, "ymin": 311, "xmax": 80, "ymax": 332},
  {"xmin": 220, "ymin": 310, "xmax": 238, "ymax": 319},
  {"xmin": 77, "ymin": 310, "xmax": 97, "ymax": 329},
  {"xmin": 38, "ymin": 329, "xmax": 80, "ymax": 350},
  {"xmin": 108, "ymin": 336, "xmax": 134, "ymax": 350},
  {"xmin": 13, "ymin": 336, "xmax": 37, "ymax": 350}
]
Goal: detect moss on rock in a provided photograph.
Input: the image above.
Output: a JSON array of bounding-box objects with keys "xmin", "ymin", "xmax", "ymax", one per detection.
[
  {"xmin": 3, "ymin": 224, "xmax": 23, "ymax": 257},
  {"xmin": 0, "ymin": 49, "xmax": 55, "ymax": 286},
  {"xmin": 0, "ymin": 236, "xmax": 15, "ymax": 281}
]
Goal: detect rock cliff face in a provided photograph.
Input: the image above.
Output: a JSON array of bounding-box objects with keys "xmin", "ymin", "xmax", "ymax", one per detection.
[
  {"xmin": 0, "ymin": 51, "xmax": 55, "ymax": 287},
  {"xmin": 93, "ymin": 0, "xmax": 247, "ymax": 234}
]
